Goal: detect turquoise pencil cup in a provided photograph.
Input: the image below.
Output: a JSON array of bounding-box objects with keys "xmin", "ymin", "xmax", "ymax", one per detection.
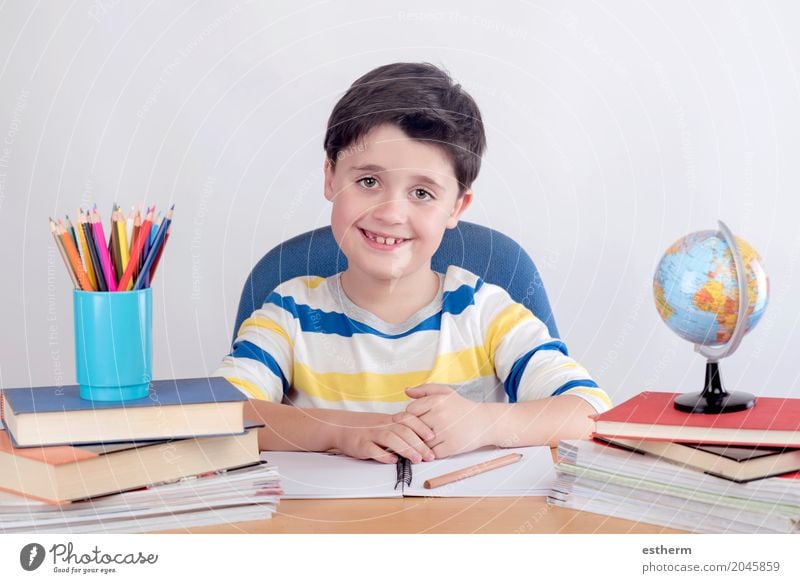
[{"xmin": 73, "ymin": 288, "xmax": 153, "ymax": 401}]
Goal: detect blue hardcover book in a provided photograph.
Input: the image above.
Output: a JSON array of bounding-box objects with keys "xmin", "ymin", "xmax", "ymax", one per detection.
[{"xmin": 1, "ymin": 377, "xmax": 248, "ymax": 447}]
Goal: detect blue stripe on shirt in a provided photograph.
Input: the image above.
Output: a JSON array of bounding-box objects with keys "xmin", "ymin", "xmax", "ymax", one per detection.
[
  {"xmin": 550, "ymin": 379, "xmax": 599, "ymax": 396},
  {"xmin": 231, "ymin": 340, "xmax": 290, "ymax": 395},
  {"xmin": 265, "ymin": 279, "xmax": 484, "ymax": 339},
  {"xmin": 503, "ymin": 340, "xmax": 569, "ymax": 403}
]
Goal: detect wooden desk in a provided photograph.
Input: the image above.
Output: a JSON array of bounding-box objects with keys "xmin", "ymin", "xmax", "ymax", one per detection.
[
  {"xmin": 164, "ymin": 447, "xmax": 684, "ymax": 534},
  {"xmin": 170, "ymin": 497, "xmax": 684, "ymax": 534}
]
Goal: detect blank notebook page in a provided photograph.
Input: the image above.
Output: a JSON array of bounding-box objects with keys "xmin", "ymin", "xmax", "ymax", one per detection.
[
  {"xmin": 262, "ymin": 446, "xmax": 555, "ymax": 498},
  {"xmin": 262, "ymin": 451, "xmax": 401, "ymax": 499},
  {"xmin": 404, "ymin": 446, "xmax": 555, "ymax": 497}
]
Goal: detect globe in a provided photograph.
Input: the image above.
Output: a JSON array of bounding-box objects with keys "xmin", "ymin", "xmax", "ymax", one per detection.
[
  {"xmin": 652, "ymin": 222, "xmax": 769, "ymax": 414},
  {"xmin": 653, "ymin": 229, "xmax": 769, "ymax": 347}
]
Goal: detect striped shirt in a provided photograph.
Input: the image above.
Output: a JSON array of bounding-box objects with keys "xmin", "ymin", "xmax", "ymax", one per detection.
[{"xmin": 214, "ymin": 265, "xmax": 612, "ymax": 414}]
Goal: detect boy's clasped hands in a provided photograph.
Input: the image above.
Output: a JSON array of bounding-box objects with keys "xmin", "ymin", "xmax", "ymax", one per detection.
[{"xmin": 333, "ymin": 384, "xmax": 494, "ymax": 464}]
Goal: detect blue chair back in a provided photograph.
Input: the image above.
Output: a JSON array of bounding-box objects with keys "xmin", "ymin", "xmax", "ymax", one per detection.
[{"xmin": 232, "ymin": 221, "xmax": 559, "ymax": 344}]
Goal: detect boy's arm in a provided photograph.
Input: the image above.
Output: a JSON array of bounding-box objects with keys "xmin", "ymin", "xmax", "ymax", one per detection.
[
  {"xmin": 243, "ymin": 399, "xmax": 339, "ymax": 452},
  {"xmin": 480, "ymin": 394, "xmax": 597, "ymax": 448},
  {"xmin": 244, "ymin": 398, "xmax": 436, "ymax": 464},
  {"xmin": 217, "ymin": 292, "xmax": 436, "ymax": 463},
  {"xmin": 403, "ymin": 285, "xmax": 611, "ymax": 457},
  {"xmin": 402, "ymin": 385, "xmax": 597, "ymax": 456}
]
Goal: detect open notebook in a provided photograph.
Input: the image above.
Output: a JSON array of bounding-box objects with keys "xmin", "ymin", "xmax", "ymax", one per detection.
[{"xmin": 261, "ymin": 446, "xmax": 555, "ymax": 498}]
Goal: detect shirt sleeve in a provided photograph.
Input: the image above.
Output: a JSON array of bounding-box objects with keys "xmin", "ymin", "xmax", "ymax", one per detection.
[
  {"xmin": 481, "ymin": 284, "xmax": 612, "ymax": 413},
  {"xmin": 212, "ymin": 295, "xmax": 294, "ymax": 402}
]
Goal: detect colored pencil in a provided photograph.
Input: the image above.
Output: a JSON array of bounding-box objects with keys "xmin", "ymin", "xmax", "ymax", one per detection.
[
  {"xmin": 134, "ymin": 205, "xmax": 173, "ymax": 290},
  {"xmin": 118, "ymin": 207, "xmax": 130, "ymax": 280},
  {"xmin": 53, "ymin": 201, "xmax": 175, "ymax": 293},
  {"xmin": 81, "ymin": 214, "xmax": 106, "ymax": 292},
  {"xmin": 143, "ymin": 212, "xmax": 162, "ymax": 288},
  {"xmin": 75, "ymin": 210, "xmax": 98, "ymax": 291},
  {"xmin": 126, "ymin": 206, "xmax": 134, "ymax": 246},
  {"xmin": 149, "ymin": 227, "xmax": 170, "ymax": 282},
  {"xmin": 109, "ymin": 207, "xmax": 122, "ymax": 282},
  {"xmin": 117, "ymin": 206, "xmax": 154, "ymax": 292},
  {"xmin": 65, "ymin": 215, "xmax": 79, "ymax": 251},
  {"xmin": 49, "ymin": 219, "xmax": 80, "ymax": 289},
  {"xmin": 139, "ymin": 209, "xmax": 154, "ymax": 274},
  {"xmin": 91, "ymin": 207, "xmax": 117, "ymax": 292},
  {"xmin": 129, "ymin": 207, "xmax": 141, "ymax": 261},
  {"xmin": 150, "ymin": 213, "xmax": 160, "ymax": 247},
  {"xmin": 57, "ymin": 220, "xmax": 93, "ymax": 291},
  {"xmin": 112, "ymin": 205, "xmax": 125, "ymax": 282}
]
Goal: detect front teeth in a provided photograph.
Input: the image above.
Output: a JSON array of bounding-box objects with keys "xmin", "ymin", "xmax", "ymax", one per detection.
[{"xmin": 365, "ymin": 230, "xmax": 404, "ymax": 246}]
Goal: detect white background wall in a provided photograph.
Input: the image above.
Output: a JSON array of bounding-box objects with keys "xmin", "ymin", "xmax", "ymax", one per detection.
[{"xmin": 1, "ymin": 0, "xmax": 798, "ymax": 404}]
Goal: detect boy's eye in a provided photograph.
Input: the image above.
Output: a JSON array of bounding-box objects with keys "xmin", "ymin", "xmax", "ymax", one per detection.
[
  {"xmin": 412, "ymin": 188, "xmax": 434, "ymax": 201},
  {"xmin": 357, "ymin": 176, "xmax": 378, "ymax": 188}
]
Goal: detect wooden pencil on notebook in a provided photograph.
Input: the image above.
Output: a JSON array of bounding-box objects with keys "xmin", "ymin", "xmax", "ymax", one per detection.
[{"xmin": 423, "ymin": 452, "xmax": 523, "ymax": 490}]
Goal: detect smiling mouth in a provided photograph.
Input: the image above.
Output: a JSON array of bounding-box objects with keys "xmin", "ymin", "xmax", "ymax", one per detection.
[{"xmin": 358, "ymin": 228, "xmax": 410, "ymax": 247}]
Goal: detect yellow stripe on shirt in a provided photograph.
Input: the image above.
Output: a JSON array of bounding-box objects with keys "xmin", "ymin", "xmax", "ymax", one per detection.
[
  {"xmin": 238, "ymin": 316, "xmax": 294, "ymax": 348},
  {"xmin": 225, "ymin": 376, "xmax": 271, "ymax": 401},
  {"xmin": 485, "ymin": 302, "xmax": 535, "ymax": 364},
  {"xmin": 302, "ymin": 276, "xmax": 326, "ymax": 289},
  {"xmin": 561, "ymin": 386, "xmax": 613, "ymax": 409},
  {"xmin": 292, "ymin": 346, "xmax": 495, "ymax": 402}
]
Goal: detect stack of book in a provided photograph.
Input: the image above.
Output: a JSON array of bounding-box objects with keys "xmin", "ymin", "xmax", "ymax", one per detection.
[
  {"xmin": 547, "ymin": 391, "xmax": 800, "ymax": 533},
  {"xmin": 0, "ymin": 377, "xmax": 281, "ymax": 533}
]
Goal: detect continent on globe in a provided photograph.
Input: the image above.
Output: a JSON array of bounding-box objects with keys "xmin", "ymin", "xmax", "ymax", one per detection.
[{"xmin": 653, "ymin": 230, "xmax": 768, "ymax": 346}]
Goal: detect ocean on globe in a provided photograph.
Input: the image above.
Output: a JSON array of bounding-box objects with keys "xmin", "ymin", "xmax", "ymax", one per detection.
[{"xmin": 653, "ymin": 230, "xmax": 769, "ymax": 346}]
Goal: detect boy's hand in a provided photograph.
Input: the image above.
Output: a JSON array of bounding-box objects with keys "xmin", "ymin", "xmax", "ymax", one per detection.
[
  {"xmin": 402, "ymin": 384, "xmax": 494, "ymax": 459},
  {"xmin": 330, "ymin": 411, "xmax": 437, "ymax": 465}
]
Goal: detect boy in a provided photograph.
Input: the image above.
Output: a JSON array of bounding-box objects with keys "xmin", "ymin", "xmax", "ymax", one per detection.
[{"xmin": 214, "ymin": 62, "xmax": 611, "ymax": 464}]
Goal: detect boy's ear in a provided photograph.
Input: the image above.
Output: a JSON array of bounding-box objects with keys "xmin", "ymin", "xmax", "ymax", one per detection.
[
  {"xmin": 323, "ymin": 158, "xmax": 335, "ymax": 202},
  {"xmin": 446, "ymin": 190, "xmax": 473, "ymax": 229}
]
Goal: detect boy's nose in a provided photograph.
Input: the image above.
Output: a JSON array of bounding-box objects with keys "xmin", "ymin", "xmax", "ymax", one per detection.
[{"xmin": 371, "ymin": 194, "xmax": 408, "ymax": 224}]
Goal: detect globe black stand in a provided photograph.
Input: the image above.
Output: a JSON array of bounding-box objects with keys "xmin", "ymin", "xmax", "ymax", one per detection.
[{"xmin": 673, "ymin": 360, "xmax": 756, "ymax": 414}]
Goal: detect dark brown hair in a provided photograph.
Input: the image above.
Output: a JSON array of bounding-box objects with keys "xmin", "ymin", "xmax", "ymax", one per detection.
[{"xmin": 324, "ymin": 62, "xmax": 486, "ymax": 195}]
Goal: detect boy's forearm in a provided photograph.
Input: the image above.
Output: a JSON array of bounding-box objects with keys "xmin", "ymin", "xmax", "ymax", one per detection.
[
  {"xmin": 244, "ymin": 399, "xmax": 346, "ymax": 452},
  {"xmin": 481, "ymin": 395, "xmax": 597, "ymax": 448}
]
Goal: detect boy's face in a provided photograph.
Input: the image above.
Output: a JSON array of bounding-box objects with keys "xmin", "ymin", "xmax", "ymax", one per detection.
[{"xmin": 324, "ymin": 123, "xmax": 473, "ymax": 284}]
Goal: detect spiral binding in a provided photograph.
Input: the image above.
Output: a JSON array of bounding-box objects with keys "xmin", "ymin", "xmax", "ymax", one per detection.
[{"xmin": 394, "ymin": 457, "xmax": 412, "ymax": 490}]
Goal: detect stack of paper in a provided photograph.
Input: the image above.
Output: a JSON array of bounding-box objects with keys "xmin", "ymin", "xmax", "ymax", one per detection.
[
  {"xmin": 0, "ymin": 463, "xmax": 281, "ymax": 534},
  {"xmin": 547, "ymin": 440, "xmax": 800, "ymax": 533}
]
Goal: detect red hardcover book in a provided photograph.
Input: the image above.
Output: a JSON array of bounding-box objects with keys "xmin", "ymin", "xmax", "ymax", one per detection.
[{"xmin": 592, "ymin": 391, "xmax": 800, "ymax": 447}]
